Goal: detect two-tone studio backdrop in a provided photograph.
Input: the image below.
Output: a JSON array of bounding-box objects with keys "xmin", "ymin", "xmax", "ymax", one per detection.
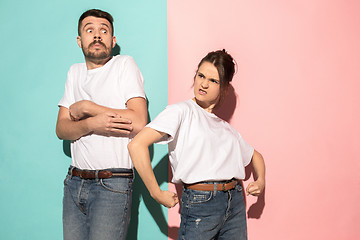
[{"xmin": 0, "ymin": 0, "xmax": 359, "ymax": 239}]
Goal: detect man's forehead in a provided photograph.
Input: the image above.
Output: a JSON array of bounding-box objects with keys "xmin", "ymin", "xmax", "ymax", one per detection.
[{"xmin": 81, "ymin": 16, "xmax": 111, "ymax": 28}]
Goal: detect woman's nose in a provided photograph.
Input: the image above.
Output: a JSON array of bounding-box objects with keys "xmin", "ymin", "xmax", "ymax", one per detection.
[{"xmin": 201, "ymin": 80, "xmax": 209, "ymax": 88}]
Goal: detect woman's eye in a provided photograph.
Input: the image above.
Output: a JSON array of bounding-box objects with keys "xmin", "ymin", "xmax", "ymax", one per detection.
[
  {"xmin": 198, "ymin": 74, "xmax": 205, "ymax": 78},
  {"xmin": 210, "ymin": 79, "xmax": 219, "ymax": 84}
]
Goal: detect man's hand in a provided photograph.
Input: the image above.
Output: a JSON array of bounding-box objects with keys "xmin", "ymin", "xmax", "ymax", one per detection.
[
  {"xmin": 152, "ymin": 190, "xmax": 179, "ymax": 208},
  {"xmin": 87, "ymin": 112, "xmax": 133, "ymax": 137},
  {"xmin": 69, "ymin": 100, "xmax": 93, "ymax": 121}
]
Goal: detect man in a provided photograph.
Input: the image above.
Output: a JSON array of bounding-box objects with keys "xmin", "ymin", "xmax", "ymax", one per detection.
[{"xmin": 56, "ymin": 9, "xmax": 147, "ymax": 240}]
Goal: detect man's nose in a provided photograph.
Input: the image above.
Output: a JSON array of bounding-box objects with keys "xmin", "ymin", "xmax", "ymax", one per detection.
[{"xmin": 94, "ymin": 36, "xmax": 101, "ymax": 40}]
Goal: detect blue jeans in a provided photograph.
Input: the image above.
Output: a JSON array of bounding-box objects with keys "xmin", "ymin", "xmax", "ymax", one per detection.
[
  {"xmin": 63, "ymin": 169, "xmax": 133, "ymax": 240},
  {"xmin": 178, "ymin": 182, "xmax": 247, "ymax": 240}
]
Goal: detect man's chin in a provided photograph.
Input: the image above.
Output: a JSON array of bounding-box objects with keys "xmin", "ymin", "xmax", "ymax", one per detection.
[{"xmin": 84, "ymin": 52, "xmax": 111, "ymax": 61}]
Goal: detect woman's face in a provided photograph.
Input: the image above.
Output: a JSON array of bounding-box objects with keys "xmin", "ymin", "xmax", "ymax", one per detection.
[{"xmin": 193, "ymin": 61, "xmax": 220, "ymax": 112}]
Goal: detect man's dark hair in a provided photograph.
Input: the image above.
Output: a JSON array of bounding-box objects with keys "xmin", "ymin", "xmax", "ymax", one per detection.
[{"xmin": 78, "ymin": 9, "xmax": 114, "ymax": 36}]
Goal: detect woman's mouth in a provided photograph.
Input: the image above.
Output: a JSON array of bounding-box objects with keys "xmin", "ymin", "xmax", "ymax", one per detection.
[{"xmin": 199, "ymin": 89, "xmax": 207, "ymax": 95}]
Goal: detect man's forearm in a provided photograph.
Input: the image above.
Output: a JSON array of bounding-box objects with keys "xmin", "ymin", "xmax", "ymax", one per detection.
[
  {"xmin": 56, "ymin": 118, "xmax": 91, "ymax": 141},
  {"xmin": 74, "ymin": 99, "xmax": 147, "ymax": 134}
]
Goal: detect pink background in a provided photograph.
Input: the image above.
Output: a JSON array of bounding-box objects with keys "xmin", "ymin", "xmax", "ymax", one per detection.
[{"xmin": 167, "ymin": 0, "xmax": 360, "ymax": 239}]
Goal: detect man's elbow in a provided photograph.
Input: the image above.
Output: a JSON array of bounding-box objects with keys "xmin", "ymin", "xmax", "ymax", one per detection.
[
  {"xmin": 56, "ymin": 122, "xmax": 72, "ymax": 140},
  {"xmin": 56, "ymin": 127, "xmax": 65, "ymax": 140},
  {"xmin": 132, "ymin": 118, "xmax": 147, "ymax": 134}
]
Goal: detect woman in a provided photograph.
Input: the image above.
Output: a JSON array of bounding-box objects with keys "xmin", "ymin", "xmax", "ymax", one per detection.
[{"xmin": 128, "ymin": 50, "xmax": 265, "ymax": 239}]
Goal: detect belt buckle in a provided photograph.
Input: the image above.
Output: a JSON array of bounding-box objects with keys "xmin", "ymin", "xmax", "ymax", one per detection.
[{"xmin": 222, "ymin": 183, "xmax": 226, "ymax": 191}]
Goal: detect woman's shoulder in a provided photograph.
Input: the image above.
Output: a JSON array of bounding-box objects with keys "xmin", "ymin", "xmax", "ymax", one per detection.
[{"xmin": 166, "ymin": 99, "xmax": 193, "ymax": 111}]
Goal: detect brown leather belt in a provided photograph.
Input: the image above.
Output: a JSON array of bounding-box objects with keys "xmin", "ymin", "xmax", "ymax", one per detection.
[
  {"xmin": 184, "ymin": 180, "xmax": 239, "ymax": 192},
  {"xmin": 69, "ymin": 168, "xmax": 133, "ymax": 179}
]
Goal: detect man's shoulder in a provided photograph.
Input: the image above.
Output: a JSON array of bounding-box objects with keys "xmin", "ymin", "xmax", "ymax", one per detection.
[
  {"xmin": 68, "ymin": 62, "xmax": 86, "ymax": 72},
  {"xmin": 112, "ymin": 55, "xmax": 135, "ymax": 64}
]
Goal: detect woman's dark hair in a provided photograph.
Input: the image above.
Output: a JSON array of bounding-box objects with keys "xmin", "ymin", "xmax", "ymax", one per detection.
[
  {"xmin": 196, "ymin": 49, "xmax": 236, "ymax": 107},
  {"xmin": 78, "ymin": 9, "xmax": 114, "ymax": 36}
]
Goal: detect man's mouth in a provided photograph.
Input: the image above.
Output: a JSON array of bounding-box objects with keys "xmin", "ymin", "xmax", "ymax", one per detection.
[{"xmin": 89, "ymin": 41, "xmax": 106, "ymax": 48}]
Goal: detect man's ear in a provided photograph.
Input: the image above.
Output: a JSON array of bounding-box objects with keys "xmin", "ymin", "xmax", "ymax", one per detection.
[
  {"xmin": 112, "ymin": 36, "xmax": 117, "ymax": 48},
  {"xmin": 77, "ymin": 36, "xmax": 82, "ymax": 48}
]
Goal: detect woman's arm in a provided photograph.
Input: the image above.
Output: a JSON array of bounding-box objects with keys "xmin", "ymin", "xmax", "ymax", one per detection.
[
  {"xmin": 128, "ymin": 127, "xmax": 178, "ymax": 208},
  {"xmin": 246, "ymin": 149, "xmax": 266, "ymax": 196}
]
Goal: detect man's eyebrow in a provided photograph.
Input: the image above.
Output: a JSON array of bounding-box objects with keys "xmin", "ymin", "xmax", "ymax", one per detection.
[
  {"xmin": 83, "ymin": 22, "xmax": 93, "ymax": 30},
  {"xmin": 83, "ymin": 22, "xmax": 110, "ymax": 30},
  {"xmin": 100, "ymin": 23, "xmax": 110, "ymax": 29}
]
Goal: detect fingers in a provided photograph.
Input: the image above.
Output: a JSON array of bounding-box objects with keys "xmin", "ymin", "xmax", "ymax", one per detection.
[
  {"xmin": 69, "ymin": 103, "xmax": 83, "ymax": 120},
  {"xmin": 108, "ymin": 121, "xmax": 133, "ymax": 134},
  {"xmin": 158, "ymin": 191, "xmax": 179, "ymax": 208},
  {"xmin": 89, "ymin": 112, "xmax": 134, "ymax": 137},
  {"xmin": 104, "ymin": 114, "xmax": 133, "ymax": 135},
  {"xmin": 69, "ymin": 112, "xmax": 77, "ymax": 121},
  {"xmin": 246, "ymin": 182, "xmax": 263, "ymax": 196},
  {"xmin": 112, "ymin": 114, "xmax": 132, "ymax": 124}
]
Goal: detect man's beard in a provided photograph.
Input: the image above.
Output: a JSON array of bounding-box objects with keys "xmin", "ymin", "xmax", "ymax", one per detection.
[{"xmin": 82, "ymin": 40, "xmax": 111, "ymax": 60}]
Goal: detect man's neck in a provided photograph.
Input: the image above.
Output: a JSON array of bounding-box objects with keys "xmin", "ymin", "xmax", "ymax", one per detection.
[{"xmin": 85, "ymin": 56, "xmax": 112, "ymax": 70}]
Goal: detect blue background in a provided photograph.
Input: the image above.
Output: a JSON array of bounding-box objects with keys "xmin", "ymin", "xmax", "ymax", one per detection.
[{"xmin": 0, "ymin": 0, "xmax": 169, "ymax": 239}]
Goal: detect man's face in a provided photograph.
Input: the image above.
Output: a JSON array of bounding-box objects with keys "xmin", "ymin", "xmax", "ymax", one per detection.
[{"xmin": 77, "ymin": 16, "xmax": 116, "ymax": 61}]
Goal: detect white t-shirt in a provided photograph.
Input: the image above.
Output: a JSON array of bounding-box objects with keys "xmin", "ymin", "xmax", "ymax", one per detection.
[
  {"xmin": 58, "ymin": 55, "xmax": 145, "ymax": 170},
  {"xmin": 147, "ymin": 99, "xmax": 254, "ymax": 184}
]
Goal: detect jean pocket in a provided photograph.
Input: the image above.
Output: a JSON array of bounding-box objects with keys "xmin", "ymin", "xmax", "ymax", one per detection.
[
  {"xmin": 100, "ymin": 178, "xmax": 132, "ymax": 194},
  {"xmin": 185, "ymin": 189, "xmax": 213, "ymax": 204},
  {"xmin": 63, "ymin": 175, "xmax": 70, "ymax": 185}
]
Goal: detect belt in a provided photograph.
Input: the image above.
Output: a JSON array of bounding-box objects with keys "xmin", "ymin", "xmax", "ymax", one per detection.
[
  {"xmin": 69, "ymin": 168, "xmax": 133, "ymax": 179},
  {"xmin": 184, "ymin": 179, "xmax": 240, "ymax": 192}
]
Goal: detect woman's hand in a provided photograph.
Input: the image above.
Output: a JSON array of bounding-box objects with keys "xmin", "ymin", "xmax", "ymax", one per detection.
[
  {"xmin": 246, "ymin": 179, "xmax": 265, "ymax": 196},
  {"xmin": 247, "ymin": 149, "xmax": 266, "ymax": 196},
  {"xmin": 152, "ymin": 190, "xmax": 179, "ymax": 208}
]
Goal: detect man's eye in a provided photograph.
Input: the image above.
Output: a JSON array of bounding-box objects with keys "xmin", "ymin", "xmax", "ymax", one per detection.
[
  {"xmin": 86, "ymin": 29, "xmax": 92, "ymax": 33},
  {"xmin": 198, "ymin": 74, "xmax": 205, "ymax": 78},
  {"xmin": 102, "ymin": 29, "xmax": 107, "ymax": 34}
]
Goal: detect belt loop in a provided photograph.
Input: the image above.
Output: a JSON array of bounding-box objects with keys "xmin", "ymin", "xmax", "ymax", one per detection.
[
  {"xmin": 95, "ymin": 170, "xmax": 99, "ymax": 182},
  {"xmin": 69, "ymin": 166, "xmax": 75, "ymax": 178},
  {"xmin": 214, "ymin": 182, "xmax": 217, "ymax": 196}
]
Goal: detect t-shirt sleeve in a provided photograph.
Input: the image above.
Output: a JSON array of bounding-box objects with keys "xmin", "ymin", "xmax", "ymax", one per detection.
[
  {"xmin": 121, "ymin": 57, "xmax": 146, "ymax": 102},
  {"xmin": 58, "ymin": 67, "xmax": 75, "ymax": 109},
  {"xmin": 237, "ymin": 132, "xmax": 255, "ymax": 167},
  {"xmin": 146, "ymin": 104, "xmax": 183, "ymax": 145}
]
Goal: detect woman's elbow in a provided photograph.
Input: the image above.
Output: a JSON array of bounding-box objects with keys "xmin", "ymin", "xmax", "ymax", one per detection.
[{"xmin": 127, "ymin": 139, "xmax": 138, "ymax": 154}]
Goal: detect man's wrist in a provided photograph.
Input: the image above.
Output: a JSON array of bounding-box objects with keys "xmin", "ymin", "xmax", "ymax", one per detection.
[
  {"xmin": 85, "ymin": 101, "xmax": 103, "ymax": 117},
  {"xmin": 82, "ymin": 117, "xmax": 93, "ymax": 134}
]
